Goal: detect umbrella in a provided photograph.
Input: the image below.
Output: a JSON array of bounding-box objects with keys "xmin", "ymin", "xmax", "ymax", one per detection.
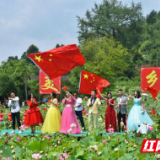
[
  {"xmin": 141, "ymin": 93, "xmax": 148, "ymax": 96},
  {"xmin": 42, "ymin": 98, "xmax": 49, "ymax": 103}
]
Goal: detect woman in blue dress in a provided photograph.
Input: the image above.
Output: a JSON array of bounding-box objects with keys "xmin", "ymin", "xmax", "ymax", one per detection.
[{"xmin": 126, "ymin": 91, "xmax": 154, "ymax": 131}]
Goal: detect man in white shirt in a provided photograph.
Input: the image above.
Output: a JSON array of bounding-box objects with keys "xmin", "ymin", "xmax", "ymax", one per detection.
[
  {"xmin": 8, "ymin": 92, "xmax": 21, "ymax": 134},
  {"xmin": 74, "ymin": 92, "xmax": 86, "ymax": 130}
]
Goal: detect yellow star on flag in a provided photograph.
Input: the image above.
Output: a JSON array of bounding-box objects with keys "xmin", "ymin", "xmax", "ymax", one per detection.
[
  {"xmin": 35, "ymin": 55, "xmax": 43, "ymax": 62},
  {"xmin": 84, "ymin": 74, "xmax": 89, "ymax": 79}
]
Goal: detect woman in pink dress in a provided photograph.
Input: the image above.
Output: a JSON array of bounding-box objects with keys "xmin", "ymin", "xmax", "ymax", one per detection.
[{"xmin": 60, "ymin": 90, "xmax": 81, "ymax": 134}]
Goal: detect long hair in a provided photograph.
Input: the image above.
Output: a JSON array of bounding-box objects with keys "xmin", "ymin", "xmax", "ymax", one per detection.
[
  {"xmin": 107, "ymin": 92, "xmax": 112, "ymax": 98},
  {"xmin": 27, "ymin": 93, "xmax": 32, "ymax": 100},
  {"xmin": 135, "ymin": 91, "xmax": 141, "ymax": 98},
  {"xmin": 51, "ymin": 92, "xmax": 56, "ymax": 98}
]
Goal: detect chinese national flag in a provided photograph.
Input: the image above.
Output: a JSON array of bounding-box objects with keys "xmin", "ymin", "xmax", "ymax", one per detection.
[
  {"xmin": 145, "ymin": 87, "xmax": 159, "ymax": 101},
  {"xmin": 27, "ymin": 44, "xmax": 85, "ymax": 79},
  {"xmin": 39, "ymin": 70, "xmax": 61, "ymax": 94},
  {"xmin": 79, "ymin": 71, "xmax": 110, "ymax": 98}
]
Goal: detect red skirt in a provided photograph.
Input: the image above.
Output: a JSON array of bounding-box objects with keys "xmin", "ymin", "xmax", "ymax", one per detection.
[
  {"xmin": 105, "ymin": 105, "xmax": 117, "ymax": 132},
  {"xmin": 24, "ymin": 107, "xmax": 44, "ymax": 126}
]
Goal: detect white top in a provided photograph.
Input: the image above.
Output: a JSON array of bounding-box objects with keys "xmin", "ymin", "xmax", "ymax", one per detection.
[
  {"xmin": 8, "ymin": 97, "xmax": 20, "ymax": 113},
  {"xmin": 75, "ymin": 97, "xmax": 83, "ymax": 111}
]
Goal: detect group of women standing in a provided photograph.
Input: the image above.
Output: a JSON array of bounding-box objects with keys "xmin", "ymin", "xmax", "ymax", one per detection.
[
  {"xmin": 98, "ymin": 90, "xmax": 154, "ymax": 132},
  {"xmin": 24, "ymin": 90, "xmax": 81, "ymax": 134},
  {"xmin": 24, "ymin": 89, "xmax": 154, "ymax": 134}
]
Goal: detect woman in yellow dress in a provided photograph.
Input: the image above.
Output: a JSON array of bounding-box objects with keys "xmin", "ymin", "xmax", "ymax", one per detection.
[{"xmin": 42, "ymin": 92, "xmax": 61, "ymax": 133}]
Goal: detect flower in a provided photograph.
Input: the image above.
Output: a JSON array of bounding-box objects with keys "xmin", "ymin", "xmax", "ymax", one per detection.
[
  {"xmin": 10, "ymin": 134, "xmax": 13, "ymax": 137},
  {"xmin": 98, "ymin": 118, "xmax": 102, "ymax": 122},
  {"xmin": 103, "ymin": 140, "xmax": 106, "ymax": 144},
  {"xmin": 89, "ymin": 145, "xmax": 92, "ymax": 151},
  {"xmin": 17, "ymin": 137, "xmax": 21, "ymax": 142},
  {"xmin": 120, "ymin": 122, "xmax": 124, "ymax": 126},
  {"xmin": 114, "ymin": 148, "xmax": 119, "ymax": 152},
  {"xmin": 94, "ymin": 145, "xmax": 98, "ymax": 150},
  {"xmin": 43, "ymin": 135, "xmax": 50, "ymax": 140},
  {"xmin": 53, "ymin": 153, "xmax": 57, "ymax": 157},
  {"xmin": 108, "ymin": 128, "xmax": 114, "ymax": 133},
  {"xmin": 58, "ymin": 156, "xmax": 64, "ymax": 160},
  {"xmin": 58, "ymin": 138, "xmax": 62, "ymax": 141},
  {"xmin": 148, "ymin": 125, "xmax": 153, "ymax": 131},
  {"xmin": 133, "ymin": 144, "xmax": 137, "ymax": 148},
  {"xmin": 68, "ymin": 128, "xmax": 72, "ymax": 134},
  {"xmin": 63, "ymin": 153, "xmax": 69, "ymax": 159},
  {"xmin": 4, "ymin": 139, "xmax": 8, "ymax": 144},
  {"xmin": 19, "ymin": 125, "xmax": 28, "ymax": 131},
  {"xmin": 70, "ymin": 123, "xmax": 76, "ymax": 128},
  {"xmin": 11, "ymin": 150, "xmax": 15, "ymax": 154},
  {"xmin": 43, "ymin": 108, "xmax": 47, "ymax": 110},
  {"xmin": 32, "ymin": 153, "xmax": 42, "ymax": 159},
  {"xmin": 97, "ymin": 152, "xmax": 102, "ymax": 156}
]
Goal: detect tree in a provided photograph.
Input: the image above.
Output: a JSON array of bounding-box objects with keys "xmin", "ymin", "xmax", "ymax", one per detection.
[
  {"xmin": 21, "ymin": 44, "xmax": 40, "ymax": 64},
  {"xmin": 7, "ymin": 56, "xmax": 18, "ymax": 62},
  {"xmin": 0, "ymin": 73, "xmax": 17, "ymax": 97},
  {"xmin": 0, "ymin": 59, "xmax": 38, "ymax": 100},
  {"xmin": 55, "ymin": 44, "xmax": 64, "ymax": 48},
  {"xmin": 70, "ymin": 36, "xmax": 130, "ymax": 89},
  {"xmin": 146, "ymin": 10, "xmax": 157, "ymax": 24},
  {"xmin": 77, "ymin": 0, "xmax": 144, "ymax": 50}
]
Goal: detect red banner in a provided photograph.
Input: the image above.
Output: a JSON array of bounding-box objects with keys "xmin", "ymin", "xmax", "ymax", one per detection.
[
  {"xmin": 141, "ymin": 67, "xmax": 160, "ymax": 92},
  {"xmin": 141, "ymin": 139, "xmax": 160, "ymax": 153},
  {"xmin": 39, "ymin": 70, "xmax": 61, "ymax": 94}
]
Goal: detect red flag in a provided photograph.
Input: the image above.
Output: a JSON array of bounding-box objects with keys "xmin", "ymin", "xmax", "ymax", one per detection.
[
  {"xmin": 27, "ymin": 44, "xmax": 85, "ymax": 79},
  {"xmin": 145, "ymin": 87, "xmax": 159, "ymax": 101},
  {"xmin": 63, "ymin": 86, "xmax": 68, "ymax": 90},
  {"xmin": 79, "ymin": 71, "xmax": 110, "ymax": 97},
  {"xmin": 39, "ymin": 70, "xmax": 61, "ymax": 94}
]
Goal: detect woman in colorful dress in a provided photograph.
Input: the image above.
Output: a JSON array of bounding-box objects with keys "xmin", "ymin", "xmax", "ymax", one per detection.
[
  {"xmin": 97, "ymin": 90, "xmax": 117, "ymax": 132},
  {"xmin": 24, "ymin": 94, "xmax": 44, "ymax": 134},
  {"xmin": 42, "ymin": 92, "xmax": 61, "ymax": 134},
  {"xmin": 126, "ymin": 91, "xmax": 154, "ymax": 131},
  {"xmin": 60, "ymin": 90, "xmax": 81, "ymax": 134}
]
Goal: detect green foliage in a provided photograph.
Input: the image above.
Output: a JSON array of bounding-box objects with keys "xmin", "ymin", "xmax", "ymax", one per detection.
[
  {"xmin": 21, "ymin": 44, "xmax": 39, "ymax": 66},
  {"xmin": 77, "ymin": 0, "xmax": 144, "ymax": 49},
  {"xmin": 0, "ymin": 59, "xmax": 38, "ymax": 100}
]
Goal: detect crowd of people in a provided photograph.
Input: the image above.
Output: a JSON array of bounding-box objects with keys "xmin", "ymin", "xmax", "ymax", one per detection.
[{"xmin": 0, "ymin": 89, "xmax": 155, "ymax": 134}]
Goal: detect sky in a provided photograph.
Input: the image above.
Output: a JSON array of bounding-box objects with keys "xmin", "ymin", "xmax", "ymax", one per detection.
[{"xmin": 0, "ymin": 0, "xmax": 160, "ymax": 63}]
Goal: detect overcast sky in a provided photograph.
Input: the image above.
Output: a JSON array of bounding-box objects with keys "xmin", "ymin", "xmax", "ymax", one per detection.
[{"xmin": 0, "ymin": 0, "xmax": 160, "ymax": 63}]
